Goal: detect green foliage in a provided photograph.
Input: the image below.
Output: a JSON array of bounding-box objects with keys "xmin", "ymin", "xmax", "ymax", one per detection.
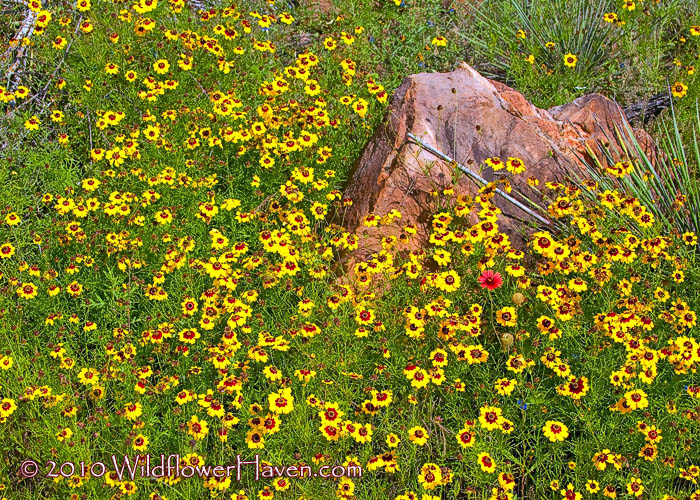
[
  {"xmin": 0, "ymin": 1, "xmax": 700, "ymax": 500},
  {"xmin": 456, "ymin": 0, "xmax": 699, "ymax": 108},
  {"xmin": 573, "ymin": 99, "xmax": 700, "ymax": 236}
]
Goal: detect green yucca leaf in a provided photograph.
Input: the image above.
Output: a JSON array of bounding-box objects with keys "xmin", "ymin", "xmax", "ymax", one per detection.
[{"xmin": 569, "ymin": 96, "xmax": 700, "ymax": 236}]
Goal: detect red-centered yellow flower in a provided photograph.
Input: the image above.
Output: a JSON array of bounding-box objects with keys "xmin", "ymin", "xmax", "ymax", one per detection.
[
  {"xmin": 268, "ymin": 387, "xmax": 294, "ymax": 414},
  {"xmin": 178, "ymin": 328, "xmax": 200, "ymax": 345},
  {"xmin": 463, "ymin": 344, "xmax": 489, "ymax": 364},
  {"xmin": 479, "ymin": 405, "xmax": 503, "ymax": 431},
  {"xmin": 543, "ymin": 420, "xmax": 570, "ymax": 442},
  {"xmin": 408, "ymin": 425, "xmax": 429, "ymax": 446},
  {"xmin": 563, "ymin": 53, "xmax": 578, "ymax": 68},
  {"xmin": 586, "ymin": 480, "xmax": 601, "ymax": 493},
  {"xmin": 319, "ymin": 402, "xmax": 344, "ymax": 424},
  {"xmin": 17, "ymin": 282, "xmax": 38, "ymax": 299},
  {"xmin": 4, "ymin": 212, "xmax": 21, "ymax": 226},
  {"xmin": 435, "ymin": 269, "xmax": 461, "ymax": 292},
  {"xmin": 495, "ymin": 306, "xmax": 517, "ymax": 327},
  {"xmin": 456, "ymin": 426, "xmax": 476, "ymax": 448},
  {"xmin": 410, "ymin": 368, "xmax": 430, "ymax": 388},
  {"xmin": 187, "ymin": 415, "xmax": 209, "ymax": 440},
  {"xmin": 431, "ymin": 36, "xmax": 447, "ymax": 47},
  {"xmin": 418, "ymin": 462, "xmax": 443, "ymax": 490},
  {"xmin": 494, "ymin": 378, "xmax": 517, "ymax": 396},
  {"xmin": 352, "ymin": 98, "xmax": 368, "ymax": 118},
  {"xmin": 79, "ymin": 19, "xmax": 94, "ymax": 33},
  {"xmin": 319, "ymin": 423, "xmax": 341, "ymax": 441},
  {"xmin": 181, "ymin": 296, "xmax": 198, "ymax": 316},
  {"xmin": 506, "ymin": 157, "xmax": 526, "ymax": 174},
  {"xmin": 355, "ymin": 307, "xmax": 375, "ymax": 325},
  {"xmin": 24, "ymin": 115, "xmax": 41, "ymax": 131},
  {"xmin": 153, "ymin": 58, "xmax": 170, "ymax": 74},
  {"xmin": 123, "ymin": 402, "xmax": 143, "ymax": 421},
  {"xmin": 672, "ymin": 81, "xmax": 688, "ymax": 98},
  {"xmin": 626, "ymin": 477, "xmax": 644, "ymax": 497},
  {"xmin": 477, "ymin": 452, "xmax": 496, "ymax": 473},
  {"xmin": 0, "ymin": 242, "xmax": 15, "ymax": 258},
  {"xmin": 52, "ymin": 35, "xmax": 68, "ymax": 49},
  {"xmin": 603, "ymin": 12, "xmax": 617, "ymax": 23},
  {"xmin": 56, "ymin": 427, "xmax": 73, "ymax": 442},
  {"xmin": 624, "ymin": 388, "xmax": 649, "ymax": 410},
  {"xmin": 155, "ymin": 209, "xmax": 173, "ymax": 224},
  {"xmin": 323, "ymin": 37, "xmax": 337, "ymax": 50},
  {"xmin": 0, "ymin": 398, "xmax": 17, "ymax": 418},
  {"xmin": 132, "ymin": 434, "xmax": 149, "ymax": 451},
  {"xmin": 561, "ymin": 483, "xmax": 582, "ymax": 500},
  {"xmin": 66, "ymin": 280, "xmax": 84, "ymax": 297},
  {"xmin": 386, "ymin": 433, "xmax": 400, "ymax": 448}
]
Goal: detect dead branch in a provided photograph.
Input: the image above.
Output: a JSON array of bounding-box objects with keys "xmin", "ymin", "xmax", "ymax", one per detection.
[
  {"xmin": 623, "ymin": 92, "xmax": 671, "ymax": 124},
  {"xmin": 4, "ymin": 6, "xmax": 37, "ymax": 93}
]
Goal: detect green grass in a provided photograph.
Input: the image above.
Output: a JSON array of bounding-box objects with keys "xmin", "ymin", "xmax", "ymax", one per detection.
[{"xmin": 0, "ymin": 1, "xmax": 699, "ymax": 499}]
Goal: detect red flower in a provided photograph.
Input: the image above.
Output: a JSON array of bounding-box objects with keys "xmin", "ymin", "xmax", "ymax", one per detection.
[{"xmin": 478, "ymin": 270, "xmax": 503, "ymax": 290}]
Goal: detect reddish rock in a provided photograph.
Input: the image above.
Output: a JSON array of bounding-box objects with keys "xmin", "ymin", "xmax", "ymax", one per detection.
[
  {"xmin": 549, "ymin": 93, "xmax": 657, "ymax": 165},
  {"xmin": 342, "ymin": 63, "xmax": 656, "ymax": 259},
  {"xmin": 299, "ymin": 0, "xmax": 334, "ymax": 16}
]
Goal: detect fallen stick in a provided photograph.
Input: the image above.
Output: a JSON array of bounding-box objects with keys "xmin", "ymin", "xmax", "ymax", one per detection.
[
  {"xmin": 5, "ymin": 4, "xmax": 37, "ymax": 93},
  {"xmin": 623, "ymin": 92, "xmax": 671, "ymax": 124}
]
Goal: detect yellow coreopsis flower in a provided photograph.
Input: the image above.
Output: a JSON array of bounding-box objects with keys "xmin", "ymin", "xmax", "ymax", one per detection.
[{"xmin": 563, "ymin": 53, "xmax": 578, "ymax": 68}]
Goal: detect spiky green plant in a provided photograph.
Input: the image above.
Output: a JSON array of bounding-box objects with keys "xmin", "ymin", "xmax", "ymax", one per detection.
[
  {"xmin": 452, "ymin": 0, "xmax": 692, "ymax": 109},
  {"xmin": 571, "ymin": 99, "xmax": 700, "ymax": 236},
  {"xmin": 462, "ymin": 0, "xmax": 617, "ymax": 77}
]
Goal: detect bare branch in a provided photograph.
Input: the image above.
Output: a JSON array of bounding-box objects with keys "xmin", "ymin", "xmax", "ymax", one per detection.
[{"xmin": 4, "ymin": 7, "xmax": 37, "ymax": 92}]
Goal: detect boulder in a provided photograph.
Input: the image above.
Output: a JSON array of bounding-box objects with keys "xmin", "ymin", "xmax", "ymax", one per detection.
[
  {"xmin": 342, "ymin": 63, "xmax": 656, "ymax": 259},
  {"xmin": 297, "ymin": 0, "xmax": 335, "ymax": 16}
]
